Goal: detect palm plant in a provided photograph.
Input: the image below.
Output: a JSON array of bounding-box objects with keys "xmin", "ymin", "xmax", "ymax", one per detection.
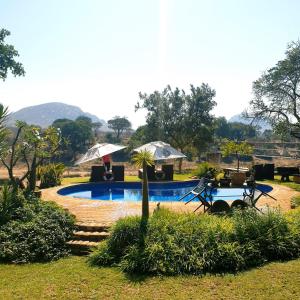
[{"xmin": 132, "ymin": 150, "xmax": 154, "ymax": 219}]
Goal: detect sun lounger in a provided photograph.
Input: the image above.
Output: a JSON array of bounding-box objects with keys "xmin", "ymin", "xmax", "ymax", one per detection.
[{"xmin": 179, "ymin": 178, "xmax": 208, "ymax": 202}]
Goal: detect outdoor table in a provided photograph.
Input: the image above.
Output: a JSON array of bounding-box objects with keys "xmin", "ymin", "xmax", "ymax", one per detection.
[{"xmin": 223, "ymin": 167, "xmax": 249, "ymax": 177}]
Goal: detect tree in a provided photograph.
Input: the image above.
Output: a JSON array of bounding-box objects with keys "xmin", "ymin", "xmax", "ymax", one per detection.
[
  {"xmin": 0, "ymin": 104, "xmax": 8, "ymax": 154},
  {"xmin": 107, "ymin": 116, "xmax": 131, "ymax": 140},
  {"xmin": 127, "ymin": 125, "xmax": 154, "ymax": 151},
  {"xmin": 248, "ymin": 41, "xmax": 300, "ymax": 137},
  {"xmin": 52, "ymin": 116, "xmax": 94, "ymax": 161},
  {"xmin": 1, "ymin": 122, "xmax": 62, "ymax": 191},
  {"xmin": 136, "ymin": 84, "xmax": 216, "ymax": 171},
  {"xmin": 220, "ymin": 140, "xmax": 253, "ymax": 172},
  {"xmin": 214, "ymin": 117, "xmax": 257, "ymax": 141},
  {"xmin": 0, "ymin": 28, "xmax": 25, "ymax": 80},
  {"xmin": 132, "ymin": 150, "xmax": 154, "ymax": 220}
]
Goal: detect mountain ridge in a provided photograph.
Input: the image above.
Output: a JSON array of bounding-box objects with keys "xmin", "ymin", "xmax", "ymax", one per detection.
[{"xmin": 6, "ymin": 102, "xmax": 111, "ymax": 131}]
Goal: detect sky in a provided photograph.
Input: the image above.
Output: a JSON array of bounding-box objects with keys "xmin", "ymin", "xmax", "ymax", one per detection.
[{"xmin": 1, "ymin": 0, "xmax": 300, "ymax": 128}]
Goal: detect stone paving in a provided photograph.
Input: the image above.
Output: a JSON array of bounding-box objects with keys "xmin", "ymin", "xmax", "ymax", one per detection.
[{"xmin": 42, "ymin": 182, "xmax": 298, "ymax": 225}]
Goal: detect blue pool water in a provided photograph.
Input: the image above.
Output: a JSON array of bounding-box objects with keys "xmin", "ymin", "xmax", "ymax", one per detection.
[{"xmin": 58, "ymin": 181, "xmax": 273, "ymax": 202}]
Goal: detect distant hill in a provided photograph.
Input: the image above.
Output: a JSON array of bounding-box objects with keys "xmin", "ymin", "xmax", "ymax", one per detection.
[
  {"xmin": 6, "ymin": 102, "xmax": 111, "ymax": 131},
  {"xmin": 228, "ymin": 113, "xmax": 271, "ymax": 131}
]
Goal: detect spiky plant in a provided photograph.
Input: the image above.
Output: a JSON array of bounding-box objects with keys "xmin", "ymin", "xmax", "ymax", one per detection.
[{"xmin": 132, "ymin": 150, "xmax": 154, "ymax": 219}]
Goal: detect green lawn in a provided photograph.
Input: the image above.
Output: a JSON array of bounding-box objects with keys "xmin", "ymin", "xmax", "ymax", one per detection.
[
  {"xmin": 61, "ymin": 173, "xmax": 193, "ymax": 185},
  {"xmin": 263, "ymin": 175, "xmax": 300, "ymax": 192},
  {"xmin": 0, "ymin": 256, "xmax": 299, "ymax": 299}
]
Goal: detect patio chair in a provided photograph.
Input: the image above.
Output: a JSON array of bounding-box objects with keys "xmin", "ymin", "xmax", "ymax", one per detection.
[
  {"xmin": 112, "ymin": 165, "xmax": 125, "ymax": 181},
  {"xmin": 162, "ymin": 164, "xmax": 173, "ymax": 181},
  {"xmin": 210, "ymin": 200, "xmax": 230, "ymax": 214},
  {"xmin": 179, "ymin": 177, "xmax": 208, "ymax": 202},
  {"xmin": 231, "ymin": 199, "xmax": 248, "ymax": 210},
  {"xmin": 243, "ymin": 186, "xmax": 277, "ymax": 212},
  {"xmin": 90, "ymin": 166, "xmax": 106, "ymax": 182},
  {"xmin": 190, "ymin": 182, "xmax": 214, "ymax": 213},
  {"xmin": 138, "ymin": 165, "xmax": 156, "ymax": 181}
]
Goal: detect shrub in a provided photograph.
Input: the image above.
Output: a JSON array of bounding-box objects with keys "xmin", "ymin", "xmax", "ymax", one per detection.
[
  {"xmin": 90, "ymin": 208, "xmax": 300, "ymax": 275},
  {"xmin": 192, "ymin": 162, "xmax": 219, "ymax": 179},
  {"xmin": 37, "ymin": 163, "xmax": 65, "ymax": 188},
  {"xmin": 88, "ymin": 216, "xmax": 141, "ymax": 266},
  {"xmin": 0, "ymin": 199, "xmax": 75, "ymax": 263},
  {"xmin": 0, "ymin": 185, "xmax": 25, "ymax": 225}
]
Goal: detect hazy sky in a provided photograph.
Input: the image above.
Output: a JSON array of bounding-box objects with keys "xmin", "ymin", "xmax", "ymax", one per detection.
[{"xmin": 1, "ymin": 0, "xmax": 300, "ymax": 128}]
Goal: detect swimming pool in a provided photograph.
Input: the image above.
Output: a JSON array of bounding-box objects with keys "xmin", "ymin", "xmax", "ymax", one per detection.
[{"xmin": 58, "ymin": 180, "xmax": 273, "ymax": 202}]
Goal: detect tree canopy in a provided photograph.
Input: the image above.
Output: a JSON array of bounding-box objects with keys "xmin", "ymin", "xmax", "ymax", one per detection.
[
  {"xmin": 220, "ymin": 140, "xmax": 253, "ymax": 171},
  {"xmin": 107, "ymin": 116, "xmax": 131, "ymax": 140},
  {"xmin": 214, "ymin": 117, "xmax": 257, "ymax": 141},
  {"xmin": 52, "ymin": 116, "xmax": 94, "ymax": 161},
  {"xmin": 0, "ymin": 29, "xmax": 25, "ymax": 80},
  {"xmin": 248, "ymin": 40, "xmax": 300, "ymax": 137},
  {"xmin": 135, "ymin": 84, "xmax": 216, "ymax": 154},
  {"xmin": 0, "ymin": 121, "xmax": 62, "ymax": 191}
]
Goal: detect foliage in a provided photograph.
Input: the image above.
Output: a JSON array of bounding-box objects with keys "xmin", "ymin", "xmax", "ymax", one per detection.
[
  {"xmin": 0, "ymin": 197, "xmax": 75, "ymax": 263},
  {"xmin": 220, "ymin": 139, "xmax": 253, "ymax": 171},
  {"xmin": 52, "ymin": 116, "xmax": 95, "ymax": 161},
  {"xmin": 135, "ymin": 84, "xmax": 216, "ymax": 155},
  {"xmin": 291, "ymin": 195, "xmax": 300, "ymax": 209},
  {"xmin": 37, "ymin": 163, "xmax": 65, "ymax": 188},
  {"xmin": 192, "ymin": 162, "xmax": 219, "ymax": 179},
  {"xmin": 0, "ymin": 185, "xmax": 24, "ymax": 225},
  {"xmin": 132, "ymin": 150, "xmax": 154, "ymax": 219},
  {"xmin": 107, "ymin": 116, "xmax": 131, "ymax": 139},
  {"xmin": 214, "ymin": 117, "xmax": 257, "ymax": 141},
  {"xmin": 127, "ymin": 125, "xmax": 154, "ymax": 150},
  {"xmin": 90, "ymin": 208, "xmax": 300, "ymax": 275},
  {"xmin": 0, "ymin": 122, "xmax": 63, "ymax": 191},
  {"xmin": 0, "ymin": 28, "xmax": 25, "ymax": 80},
  {"xmin": 247, "ymin": 40, "xmax": 300, "ymax": 137},
  {"xmin": 0, "ymin": 104, "xmax": 9, "ymax": 156}
]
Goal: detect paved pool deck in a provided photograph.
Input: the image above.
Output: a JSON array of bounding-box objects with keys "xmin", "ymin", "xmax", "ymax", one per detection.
[{"xmin": 42, "ymin": 182, "xmax": 298, "ymax": 226}]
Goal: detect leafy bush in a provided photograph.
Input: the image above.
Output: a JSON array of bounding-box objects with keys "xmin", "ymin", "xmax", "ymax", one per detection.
[
  {"xmin": 37, "ymin": 163, "xmax": 65, "ymax": 188},
  {"xmin": 0, "ymin": 195, "xmax": 75, "ymax": 263},
  {"xmin": 0, "ymin": 185, "xmax": 24, "ymax": 225},
  {"xmin": 89, "ymin": 208, "xmax": 300, "ymax": 275},
  {"xmin": 192, "ymin": 162, "xmax": 219, "ymax": 179}
]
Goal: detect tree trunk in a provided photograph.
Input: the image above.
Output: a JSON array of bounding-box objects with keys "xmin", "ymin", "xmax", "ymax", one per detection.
[
  {"xmin": 236, "ymin": 152, "xmax": 240, "ymax": 172},
  {"xmin": 142, "ymin": 160, "xmax": 149, "ymax": 219},
  {"xmin": 28, "ymin": 156, "xmax": 37, "ymax": 192},
  {"xmin": 178, "ymin": 158, "xmax": 183, "ymax": 174}
]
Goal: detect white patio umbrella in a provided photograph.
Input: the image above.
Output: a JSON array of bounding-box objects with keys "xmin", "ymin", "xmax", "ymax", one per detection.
[
  {"xmin": 133, "ymin": 141, "xmax": 186, "ymax": 161},
  {"xmin": 75, "ymin": 143, "xmax": 127, "ymax": 165}
]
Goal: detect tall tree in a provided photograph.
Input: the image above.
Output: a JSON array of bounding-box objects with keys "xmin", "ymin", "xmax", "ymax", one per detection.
[
  {"xmin": 136, "ymin": 84, "xmax": 216, "ymax": 166},
  {"xmin": 52, "ymin": 116, "xmax": 94, "ymax": 161},
  {"xmin": 0, "ymin": 29, "xmax": 25, "ymax": 80},
  {"xmin": 247, "ymin": 41, "xmax": 300, "ymax": 137},
  {"xmin": 107, "ymin": 116, "xmax": 131, "ymax": 140},
  {"xmin": 1, "ymin": 122, "xmax": 62, "ymax": 191}
]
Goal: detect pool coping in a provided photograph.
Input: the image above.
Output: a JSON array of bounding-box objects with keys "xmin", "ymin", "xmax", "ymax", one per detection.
[{"xmin": 41, "ymin": 181, "xmax": 298, "ymax": 225}]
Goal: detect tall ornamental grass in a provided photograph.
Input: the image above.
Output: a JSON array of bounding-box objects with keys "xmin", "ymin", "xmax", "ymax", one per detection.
[{"xmin": 89, "ymin": 208, "xmax": 300, "ymax": 275}]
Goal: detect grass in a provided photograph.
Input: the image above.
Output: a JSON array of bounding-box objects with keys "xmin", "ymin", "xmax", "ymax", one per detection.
[
  {"xmin": 61, "ymin": 173, "xmax": 194, "ymax": 185},
  {"xmin": 0, "ymin": 256, "xmax": 299, "ymax": 299},
  {"xmin": 263, "ymin": 175, "xmax": 300, "ymax": 191}
]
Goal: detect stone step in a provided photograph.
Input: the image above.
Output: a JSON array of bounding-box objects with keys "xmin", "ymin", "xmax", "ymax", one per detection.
[
  {"xmin": 73, "ymin": 231, "xmax": 110, "ymax": 242},
  {"xmin": 75, "ymin": 223, "xmax": 110, "ymax": 233},
  {"xmin": 67, "ymin": 240, "xmax": 100, "ymax": 255}
]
